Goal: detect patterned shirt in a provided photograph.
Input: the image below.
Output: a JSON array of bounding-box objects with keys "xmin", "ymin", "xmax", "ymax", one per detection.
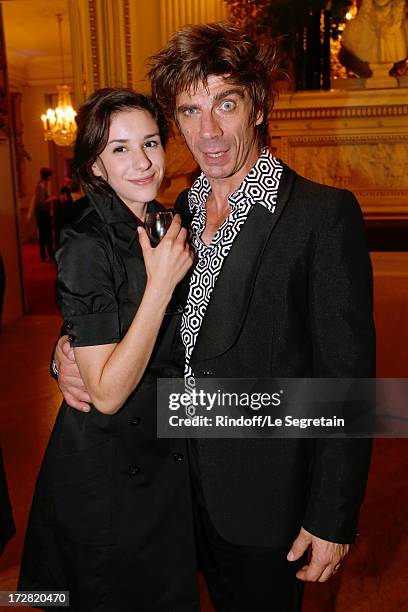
[{"xmin": 181, "ymin": 150, "xmax": 283, "ymax": 385}]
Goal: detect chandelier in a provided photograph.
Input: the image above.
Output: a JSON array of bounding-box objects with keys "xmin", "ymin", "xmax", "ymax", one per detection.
[{"xmin": 41, "ymin": 13, "xmax": 77, "ymax": 146}]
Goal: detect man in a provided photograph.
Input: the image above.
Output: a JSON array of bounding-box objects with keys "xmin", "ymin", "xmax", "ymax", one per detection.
[
  {"xmin": 55, "ymin": 23, "xmax": 375, "ymax": 611},
  {"xmin": 27, "ymin": 167, "xmax": 55, "ymax": 262}
]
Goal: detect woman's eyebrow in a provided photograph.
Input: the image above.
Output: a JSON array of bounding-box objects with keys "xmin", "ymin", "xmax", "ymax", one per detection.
[{"xmin": 107, "ymin": 133, "xmax": 160, "ymax": 145}]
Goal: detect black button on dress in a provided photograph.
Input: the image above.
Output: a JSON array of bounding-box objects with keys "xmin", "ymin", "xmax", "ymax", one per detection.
[{"xmin": 18, "ymin": 188, "xmax": 199, "ymax": 611}]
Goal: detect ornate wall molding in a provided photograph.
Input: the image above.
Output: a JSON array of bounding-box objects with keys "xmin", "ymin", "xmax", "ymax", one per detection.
[
  {"xmin": 273, "ymin": 132, "xmax": 408, "ymax": 217},
  {"xmin": 124, "ymin": 0, "xmax": 132, "ymax": 89},
  {"xmin": 354, "ymin": 190, "xmax": 408, "ymax": 197},
  {"xmin": 284, "ymin": 134, "xmax": 408, "ymax": 147},
  {"xmin": 88, "ymin": 0, "xmax": 100, "ymax": 89},
  {"xmin": 272, "ymin": 104, "xmax": 408, "ymax": 121},
  {"xmin": 271, "ymin": 88, "xmax": 408, "ymax": 218}
]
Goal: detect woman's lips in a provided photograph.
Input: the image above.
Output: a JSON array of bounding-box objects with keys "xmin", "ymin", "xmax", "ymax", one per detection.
[{"xmin": 128, "ymin": 174, "xmax": 155, "ymax": 186}]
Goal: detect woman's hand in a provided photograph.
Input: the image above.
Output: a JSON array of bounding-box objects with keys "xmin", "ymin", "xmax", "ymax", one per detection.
[{"xmin": 137, "ymin": 214, "xmax": 193, "ymax": 301}]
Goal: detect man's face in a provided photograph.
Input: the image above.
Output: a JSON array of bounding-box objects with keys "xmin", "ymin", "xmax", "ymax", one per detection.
[{"xmin": 176, "ymin": 75, "xmax": 262, "ymax": 184}]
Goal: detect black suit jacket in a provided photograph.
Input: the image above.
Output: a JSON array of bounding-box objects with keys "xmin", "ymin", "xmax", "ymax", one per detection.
[{"xmin": 175, "ymin": 164, "xmax": 375, "ymax": 548}]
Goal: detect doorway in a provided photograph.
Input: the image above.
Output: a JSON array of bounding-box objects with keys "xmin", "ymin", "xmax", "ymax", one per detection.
[{"xmin": 1, "ymin": 0, "xmax": 74, "ymax": 314}]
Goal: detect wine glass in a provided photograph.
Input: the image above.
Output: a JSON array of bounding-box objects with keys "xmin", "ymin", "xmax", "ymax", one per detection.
[
  {"xmin": 144, "ymin": 211, "xmax": 174, "ymax": 246},
  {"xmin": 143, "ymin": 210, "xmax": 185, "ymax": 315}
]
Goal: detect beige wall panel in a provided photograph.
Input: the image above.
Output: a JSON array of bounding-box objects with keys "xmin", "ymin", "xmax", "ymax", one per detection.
[
  {"xmin": 129, "ymin": 0, "xmax": 161, "ymax": 92},
  {"xmin": 160, "ymin": 0, "xmax": 228, "ymax": 46}
]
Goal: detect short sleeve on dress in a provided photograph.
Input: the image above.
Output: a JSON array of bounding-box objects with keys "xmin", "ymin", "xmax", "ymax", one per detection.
[{"xmin": 56, "ymin": 226, "xmax": 121, "ymax": 347}]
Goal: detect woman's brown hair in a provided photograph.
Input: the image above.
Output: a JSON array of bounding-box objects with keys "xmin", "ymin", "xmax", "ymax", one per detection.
[{"xmin": 74, "ymin": 88, "xmax": 168, "ymax": 191}]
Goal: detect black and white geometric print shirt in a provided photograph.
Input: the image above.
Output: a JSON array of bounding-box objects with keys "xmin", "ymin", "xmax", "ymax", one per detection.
[{"xmin": 180, "ymin": 149, "xmax": 283, "ymax": 384}]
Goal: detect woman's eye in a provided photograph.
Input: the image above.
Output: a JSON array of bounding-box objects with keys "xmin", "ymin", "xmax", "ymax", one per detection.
[
  {"xmin": 113, "ymin": 146, "xmax": 126, "ymax": 153},
  {"xmin": 144, "ymin": 140, "xmax": 160, "ymax": 148},
  {"xmin": 220, "ymin": 100, "xmax": 235, "ymax": 111}
]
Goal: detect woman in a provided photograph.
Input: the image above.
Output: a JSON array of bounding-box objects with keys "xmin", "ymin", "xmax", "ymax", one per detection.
[{"xmin": 18, "ymin": 89, "xmax": 199, "ymax": 611}]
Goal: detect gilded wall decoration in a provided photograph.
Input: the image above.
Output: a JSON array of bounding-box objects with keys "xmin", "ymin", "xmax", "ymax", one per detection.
[
  {"xmin": 88, "ymin": 0, "xmax": 100, "ymax": 89},
  {"xmin": 272, "ymin": 104, "xmax": 408, "ymax": 121},
  {"xmin": 124, "ymin": 0, "xmax": 132, "ymax": 89},
  {"xmin": 0, "ymin": 3, "xmax": 9, "ymax": 139}
]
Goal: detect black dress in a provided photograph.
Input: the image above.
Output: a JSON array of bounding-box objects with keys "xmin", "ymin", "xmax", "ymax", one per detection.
[{"xmin": 18, "ymin": 188, "xmax": 199, "ymax": 612}]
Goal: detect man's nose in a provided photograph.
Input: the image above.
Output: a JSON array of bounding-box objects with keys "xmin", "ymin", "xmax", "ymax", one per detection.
[{"xmin": 199, "ymin": 111, "xmax": 222, "ymax": 139}]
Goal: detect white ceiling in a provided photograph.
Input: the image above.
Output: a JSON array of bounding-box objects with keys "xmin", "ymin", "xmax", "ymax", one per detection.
[{"xmin": 2, "ymin": 0, "xmax": 71, "ymax": 59}]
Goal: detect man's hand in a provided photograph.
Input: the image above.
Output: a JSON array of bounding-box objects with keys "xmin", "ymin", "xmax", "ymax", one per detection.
[
  {"xmin": 55, "ymin": 335, "xmax": 91, "ymax": 412},
  {"xmin": 287, "ymin": 527, "xmax": 349, "ymax": 582}
]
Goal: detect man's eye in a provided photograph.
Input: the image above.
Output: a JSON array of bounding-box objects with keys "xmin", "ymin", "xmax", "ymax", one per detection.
[
  {"xmin": 182, "ymin": 108, "xmax": 198, "ymax": 116},
  {"xmin": 144, "ymin": 140, "xmax": 160, "ymax": 148},
  {"xmin": 220, "ymin": 100, "xmax": 236, "ymax": 111}
]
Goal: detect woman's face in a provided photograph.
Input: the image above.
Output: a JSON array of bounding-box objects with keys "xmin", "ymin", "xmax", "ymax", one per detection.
[{"xmin": 92, "ymin": 108, "xmax": 165, "ymax": 210}]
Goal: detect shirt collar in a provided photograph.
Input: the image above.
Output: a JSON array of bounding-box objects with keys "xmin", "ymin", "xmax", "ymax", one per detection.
[
  {"xmin": 188, "ymin": 173, "xmax": 212, "ymax": 213},
  {"xmin": 86, "ymin": 186, "xmax": 153, "ymax": 229},
  {"xmin": 188, "ymin": 149, "xmax": 282, "ymax": 214}
]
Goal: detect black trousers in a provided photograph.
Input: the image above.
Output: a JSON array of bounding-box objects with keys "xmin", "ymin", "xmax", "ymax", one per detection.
[
  {"xmin": 188, "ymin": 442, "xmax": 305, "ymax": 612},
  {"xmin": 35, "ymin": 210, "xmax": 54, "ymax": 261}
]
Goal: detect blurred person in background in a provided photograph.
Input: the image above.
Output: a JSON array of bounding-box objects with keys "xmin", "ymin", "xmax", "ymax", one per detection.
[
  {"xmin": 28, "ymin": 167, "xmax": 55, "ymax": 262},
  {"xmin": 54, "ymin": 184, "xmax": 74, "ymax": 247}
]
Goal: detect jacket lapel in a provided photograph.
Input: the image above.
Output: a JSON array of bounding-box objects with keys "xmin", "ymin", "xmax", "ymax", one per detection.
[{"xmin": 191, "ymin": 164, "xmax": 297, "ymax": 365}]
